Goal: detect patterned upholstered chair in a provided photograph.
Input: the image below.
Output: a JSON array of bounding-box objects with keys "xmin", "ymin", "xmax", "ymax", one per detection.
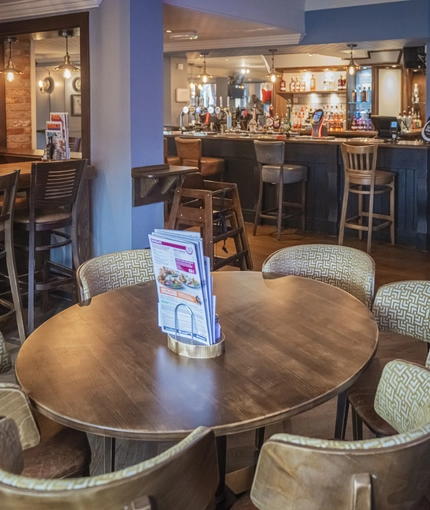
[
  {"xmin": 233, "ymin": 360, "xmax": 430, "ymax": 510},
  {"xmin": 0, "ymin": 422, "xmax": 218, "ymax": 510},
  {"xmin": 0, "ymin": 332, "xmax": 11, "ymax": 375},
  {"xmin": 343, "ymin": 280, "xmax": 430, "ymax": 440},
  {"xmin": 76, "ymin": 249, "xmax": 155, "ymax": 302},
  {"xmin": 262, "ymin": 244, "xmax": 375, "ymax": 309}
]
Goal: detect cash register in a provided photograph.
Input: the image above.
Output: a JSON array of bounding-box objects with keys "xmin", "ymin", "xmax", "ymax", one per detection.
[{"xmin": 311, "ymin": 109, "xmax": 327, "ymax": 138}]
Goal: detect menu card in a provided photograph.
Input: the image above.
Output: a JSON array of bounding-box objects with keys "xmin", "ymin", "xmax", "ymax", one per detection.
[
  {"xmin": 149, "ymin": 230, "xmax": 216, "ymax": 345},
  {"xmin": 45, "ymin": 112, "xmax": 69, "ymax": 159}
]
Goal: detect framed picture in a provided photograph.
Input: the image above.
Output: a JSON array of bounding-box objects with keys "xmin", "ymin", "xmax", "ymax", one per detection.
[{"xmin": 71, "ymin": 94, "xmax": 81, "ymax": 116}]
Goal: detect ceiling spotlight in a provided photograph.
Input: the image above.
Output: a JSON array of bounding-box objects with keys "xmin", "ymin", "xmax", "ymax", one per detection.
[
  {"xmin": 54, "ymin": 30, "xmax": 80, "ymax": 79},
  {"xmin": 346, "ymin": 44, "xmax": 359, "ymax": 76},
  {"xmin": 266, "ymin": 49, "xmax": 281, "ymax": 83},
  {"xmin": 0, "ymin": 37, "xmax": 23, "ymax": 83},
  {"xmin": 198, "ymin": 53, "xmax": 212, "ymax": 84}
]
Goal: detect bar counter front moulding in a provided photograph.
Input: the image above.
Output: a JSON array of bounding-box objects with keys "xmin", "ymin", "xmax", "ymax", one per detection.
[{"xmin": 165, "ymin": 135, "xmax": 429, "ymax": 250}]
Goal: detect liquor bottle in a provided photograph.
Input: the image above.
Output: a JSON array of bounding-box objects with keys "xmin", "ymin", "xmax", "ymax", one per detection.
[
  {"xmin": 337, "ymin": 75, "xmax": 342, "ymax": 91},
  {"xmin": 351, "ymin": 88, "xmax": 357, "ymax": 103},
  {"xmin": 289, "ymin": 77, "xmax": 295, "ymax": 92},
  {"xmin": 357, "ymin": 86, "xmax": 362, "ymax": 102},
  {"xmin": 310, "ymin": 74, "xmax": 316, "ymax": 91},
  {"xmin": 300, "ymin": 77, "xmax": 306, "ymax": 91},
  {"xmin": 366, "ymin": 87, "xmax": 372, "ymax": 104},
  {"xmin": 273, "ymin": 113, "xmax": 280, "ymax": 129},
  {"xmin": 280, "ymin": 75, "xmax": 286, "ymax": 92},
  {"xmin": 361, "ymin": 87, "xmax": 367, "ymax": 102},
  {"xmin": 295, "ymin": 77, "xmax": 301, "ymax": 92},
  {"xmin": 269, "ymin": 104, "xmax": 274, "ymax": 118}
]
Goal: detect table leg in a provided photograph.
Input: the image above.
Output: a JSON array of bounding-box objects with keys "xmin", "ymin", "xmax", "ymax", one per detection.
[
  {"xmin": 334, "ymin": 392, "xmax": 349, "ymax": 440},
  {"xmin": 104, "ymin": 436, "xmax": 116, "ymax": 473}
]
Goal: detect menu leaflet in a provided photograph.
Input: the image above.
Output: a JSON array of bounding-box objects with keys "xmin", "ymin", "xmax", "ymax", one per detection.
[{"xmin": 149, "ymin": 230, "xmax": 216, "ymax": 345}]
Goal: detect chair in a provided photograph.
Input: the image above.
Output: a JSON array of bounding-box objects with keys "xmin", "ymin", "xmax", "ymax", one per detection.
[
  {"xmin": 0, "ymin": 332, "xmax": 91, "ymax": 479},
  {"xmin": 175, "ymin": 137, "xmax": 224, "ymax": 179},
  {"xmin": 339, "ymin": 143, "xmax": 395, "ymax": 254},
  {"xmin": 164, "ymin": 137, "xmax": 181, "ymax": 166},
  {"xmin": 0, "ymin": 170, "xmax": 26, "ymax": 343},
  {"xmin": 233, "ymin": 360, "xmax": 430, "ymax": 510},
  {"xmin": 262, "ymin": 244, "xmax": 375, "ymax": 309},
  {"xmin": 14, "ymin": 159, "xmax": 87, "ymax": 334},
  {"xmin": 69, "ymin": 137, "xmax": 82, "ymax": 152},
  {"xmin": 0, "ymin": 421, "xmax": 218, "ymax": 510},
  {"xmin": 253, "ymin": 140, "xmax": 307, "ymax": 241},
  {"xmin": 341, "ymin": 280, "xmax": 430, "ymax": 440},
  {"xmin": 76, "ymin": 249, "xmax": 155, "ymax": 302}
]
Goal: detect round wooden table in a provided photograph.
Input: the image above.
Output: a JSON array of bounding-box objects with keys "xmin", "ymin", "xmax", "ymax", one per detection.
[{"xmin": 16, "ymin": 272, "xmax": 378, "ymax": 440}]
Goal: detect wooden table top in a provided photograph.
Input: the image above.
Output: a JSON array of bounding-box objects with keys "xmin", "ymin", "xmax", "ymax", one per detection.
[{"xmin": 16, "ymin": 273, "xmax": 378, "ymax": 440}]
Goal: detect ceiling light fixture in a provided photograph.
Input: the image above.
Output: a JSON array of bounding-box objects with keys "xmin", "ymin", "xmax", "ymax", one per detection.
[
  {"xmin": 266, "ymin": 49, "xmax": 281, "ymax": 83},
  {"xmin": 169, "ymin": 30, "xmax": 198, "ymax": 40},
  {"xmin": 54, "ymin": 30, "xmax": 80, "ymax": 79},
  {"xmin": 198, "ymin": 53, "xmax": 212, "ymax": 84},
  {"xmin": 346, "ymin": 44, "xmax": 359, "ymax": 76},
  {"xmin": 0, "ymin": 37, "xmax": 23, "ymax": 83}
]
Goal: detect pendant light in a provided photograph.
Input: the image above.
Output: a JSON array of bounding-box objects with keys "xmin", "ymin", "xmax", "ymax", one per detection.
[
  {"xmin": 54, "ymin": 30, "xmax": 80, "ymax": 79},
  {"xmin": 266, "ymin": 49, "xmax": 281, "ymax": 83},
  {"xmin": 0, "ymin": 37, "xmax": 23, "ymax": 83},
  {"xmin": 198, "ymin": 53, "xmax": 212, "ymax": 84},
  {"xmin": 346, "ymin": 44, "xmax": 359, "ymax": 76}
]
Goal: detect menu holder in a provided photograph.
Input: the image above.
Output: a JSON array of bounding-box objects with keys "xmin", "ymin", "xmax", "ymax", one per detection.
[{"xmin": 167, "ymin": 303, "xmax": 225, "ymax": 359}]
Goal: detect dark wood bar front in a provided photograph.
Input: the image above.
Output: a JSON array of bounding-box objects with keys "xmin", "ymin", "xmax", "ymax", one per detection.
[{"xmin": 166, "ymin": 135, "xmax": 429, "ymax": 250}]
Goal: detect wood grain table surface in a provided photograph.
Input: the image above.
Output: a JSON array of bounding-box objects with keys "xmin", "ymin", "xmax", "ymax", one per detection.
[{"xmin": 16, "ymin": 272, "xmax": 379, "ymax": 441}]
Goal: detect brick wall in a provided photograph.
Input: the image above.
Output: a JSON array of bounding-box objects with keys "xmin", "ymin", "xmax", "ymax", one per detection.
[{"xmin": 5, "ymin": 40, "xmax": 31, "ymax": 149}]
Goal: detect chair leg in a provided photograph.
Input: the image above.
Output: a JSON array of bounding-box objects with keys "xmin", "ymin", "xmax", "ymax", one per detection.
[
  {"xmin": 253, "ymin": 176, "xmax": 264, "ymax": 236},
  {"xmin": 5, "ymin": 226, "xmax": 26, "ymax": 344},
  {"xmin": 254, "ymin": 427, "xmax": 265, "ymax": 466},
  {"xmin": 301, "ymin": 180, "xmax": 306, "ymax": 232},
  {"xmin": 358, "ymin": 186, "xmax": 363, "ymax": 241},
  {"xmin": 390, "ymin": 181, "xmax": 395, "ymax": 245},
  {"xmin": 277, "ymin": 181, "xmax": 284, "ymax": 241},
  {"xmin": 338, "ymin": 176, "xmax": 349, "ymax": 246},
  {"xmin": 352, "ymin": 407, "xmax": 364, "ymax": 440},
  {"xmin": 27, "ymin": 228, "xmax": 36, "ymax": 335},
  {"xmin": 367, "ymin": 180, "xmax": 375, "ymax": 254},
  {"xmin": 334, "ymin": 392, "xmax": 349, "ymax": 439},
  {"xmin": 104, "ymin": 436, "xmax": 116, "ymax": 473}
]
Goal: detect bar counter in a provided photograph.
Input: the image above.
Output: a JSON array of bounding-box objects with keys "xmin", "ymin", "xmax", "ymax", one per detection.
[{"xmin": 165, "ymin": 134, "xmax": 430, "ymax": 250}]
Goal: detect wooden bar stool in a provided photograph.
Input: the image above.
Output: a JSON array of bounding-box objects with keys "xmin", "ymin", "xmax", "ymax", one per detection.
[
  {"xmin": 167, "ymin": 172, "xmax": 252, "ymax": 271},
  {"xmin": 339, "ymin": 143, "xmax": 395, "ymax": 254},
  {"xmin": 253, "ymin": 140, "xmax": 307, "ymax": 241},
  {"xmin": 175, "ymin": 137, "xmax": 224, "ymax": 179}
]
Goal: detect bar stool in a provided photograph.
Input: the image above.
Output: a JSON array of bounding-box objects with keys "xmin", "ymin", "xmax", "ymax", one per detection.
[
  {"xmin": 164, "ymin": 137, "xmax": 181, "ymax": 166},
  {"xmin": 339, "ymin": 143, "xmax": 395, "ymax": 254},
  {"xmin": 14, "ymin": 160, "xmax": 87, "ymax": 334},
  {"xmin": 175, "ymin": 137, "xmax": 224, "ymax": 179},
  {"xmin": 253, "ymin": 140, "xmax": 307, "ymax": 241}
]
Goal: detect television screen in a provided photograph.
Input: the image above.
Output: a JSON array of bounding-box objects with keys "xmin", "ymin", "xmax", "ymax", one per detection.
[{"xmin": 370, "ymin": 115, "xmax": 399, "ymax": 139}]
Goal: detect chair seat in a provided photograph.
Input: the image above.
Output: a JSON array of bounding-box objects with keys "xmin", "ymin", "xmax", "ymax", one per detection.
[
  {"xmin": 22, "ymin": 410, "xmax": 91, "ymax": 479},
  {"xmin": 262, "ymin": 164, "xmax": 307, "ymax": 184},
  {"xmin": 346, "ymin": 331, "xmax": 428, "ymax": 436},
  {"xmin": 200, "ymin": 157, "xmax": 224, "ymax": 177},
  {"xmin": 166, "ymin": 155, "xmax": 181, "ymax": 166},
  {"xmin": 349, "ymin": 169, "xmax": 396, "ymax": 186},
  {"xmin": 14, "ymin": 208, "xmax": 72, "ymax": 225}
]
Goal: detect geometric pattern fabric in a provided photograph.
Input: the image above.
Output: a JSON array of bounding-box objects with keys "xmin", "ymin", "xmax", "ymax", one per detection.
[
  {"xmin": 374, "ymin": 360, "xmax": 430, "ymax": 434},
  {"xmin": 372, "ymin": 280, "xmax": 430, "ymax": 342},
  {"xmin": 77, "ymin": 249, "xmax": 155, "ymax": 301},
  {"xmin": 0, "ymin": 333, "xmax": 11, "ymax": 375},
  {"xmin": 262, "ymin": 244, "xmax": 375, "ymax": 308}
]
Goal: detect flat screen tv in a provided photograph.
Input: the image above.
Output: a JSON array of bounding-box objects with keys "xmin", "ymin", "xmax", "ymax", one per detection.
[{"xmin": 370, "ymin": 115, "xmax": 399, "ymax": 139}]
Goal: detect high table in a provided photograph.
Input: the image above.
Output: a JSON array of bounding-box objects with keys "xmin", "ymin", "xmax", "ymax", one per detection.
[{"xmin": 16, "ymin": 272, "xmax": 379, "ymax": 502}]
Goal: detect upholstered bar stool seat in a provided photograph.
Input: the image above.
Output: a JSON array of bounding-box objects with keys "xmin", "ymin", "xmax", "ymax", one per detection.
[
  {"xmin": 175, "ymin": 137, "xmax": 224, "ymax": 179},
  {"xmin": 163, "ymin": 137, "xmax": 181, "ymax": 166},
  {"xmin": 262, "ymin": 164, "xmax": 308, "ymax": 184}
]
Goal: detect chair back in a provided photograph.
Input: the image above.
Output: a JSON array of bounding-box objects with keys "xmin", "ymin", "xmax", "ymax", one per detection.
[
  {"xmin": 175, "ymin": 138, "xmax": 202, "ymax": 167},
  {"xmin": 254, "ymin": 140, "xmax": 285, "ymax": 166},
  {"xmin": 372, "ymin": 280, "xmax": 430, "ymax": 343},
  {"xmin": 0, "ymin": 426, "xmax": 218, "ymax": 510},
  {"xmin": 30, "ymin": 160, "xmax": 86, "ymax": 211},
  {"xmin": 262, "ymin": 244, "xmax": 375, "ymax": 309},
  {"xmin": 375, "ymin": 360, "xmax": 430, "ymax": 433},
  {"xmin": 0, "ymin": 332, "xmax": 11, "ymax": 375},
  {"xmin": 76, "ymin": 249, "xmax": 155, "ymax": 301},
  {"xmin": 341, "ymin": 143, "xmax": 378, "ymax": 183},
  {"xmin": 69, "ymin": 137, "xmax": 82, "ymax": 152},
  {"xmin": 0, "ymin": 418, "xmax": 23, "ymax": 476},
  {"xmin": 250, "ymin": 423, "xmax": 430, "ymax": 510},
  {"xmin": 0, "ymin": 170, "xmax": 19, "ymax": 228}
]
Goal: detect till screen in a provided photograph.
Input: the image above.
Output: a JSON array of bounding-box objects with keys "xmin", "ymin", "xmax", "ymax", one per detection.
[{"xmin": 312, "ymin": 110, "xmax": 323, "ymax": 123}]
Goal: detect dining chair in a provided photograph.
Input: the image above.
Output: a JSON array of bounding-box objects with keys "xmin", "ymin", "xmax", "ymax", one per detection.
[
  {"xmin": 0, "ymin": 331, "xmax": 11, "ymax": 374},
  {"xmin": 76, "ymin": 249, "xmax": 155, "ymax": 302},
  {"xmin": 13, "ymin": 159, "xmax": 87, "ymax": 334},
  {"xmin": 262, "ymin": 244, "xmax": 375, "ymax": 309},
  {"xmin": 232, "ymin": 360, "xmax": 430, "ymax": 510},
  {"xmin": 253, "ymin": 140, "xmax": 307, "ymax": 241},
  {"xmin": 341, "ymin": 280, "xmax": 430, "ymax": 440},
  {"xmin": 175, "ymin": 137, "xmax": 224, "ymax": 179},
  {"xmin": 0, "ymin": 421, "xmax": 218, "ymax": 510},
  {"xmin": 338, "ymin": 143, "xmax": 395, "ymax": 254},
  {"xmin": 0, "ymin": 170, "xmax": 26, "ymax": 343}
]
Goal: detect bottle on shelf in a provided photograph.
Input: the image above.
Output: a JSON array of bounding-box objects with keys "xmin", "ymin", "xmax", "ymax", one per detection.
[
  {"xmin": 289, "ymin": 77, "xmax": 295, "ymax": 92},
  {"xmin": 357, "ymin": 86, "xmax": 362, "ymax": 102},
  {"xmin": 361, "ymin": 87, "xmax": 367, "ymax": 102},
  {"xmin": 273, "ymin": 113, "xmax": 280, "ymax": 130},
  {"xmin": 300, "ymin": 77, "xmax": 306, "ymax": 92},
  {"xmin": 295, "ymin": 77, "xmax": 301, "ymax": 92},
  {"xmin": 351, "ymin": 88, "xmax": 357, "ymax": 103},
  {"xmin": 310, "ymin": 74, "xmax": 316, "ymax": 91},
  {"xmin": 280, "ymin": 75, "xmax": 286, "ymax": 92},
  {"xmin": 337, "ymin": 75, "xmax": 342, "ymax": 91}
]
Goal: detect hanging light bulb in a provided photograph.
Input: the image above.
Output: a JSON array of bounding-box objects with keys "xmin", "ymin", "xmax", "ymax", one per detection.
[
  {"xmin": 0, "ymin": 37, "xmax": 23, "ymax": 83},
  {"xmin": 346, "ymin": 44, "xmax": 359, "ymax": 76},
  {"xmin": 198, "ymin": 53, "xmax": 212, "ymax": 84},
  {"xmin": 54, "ymin": 30, "xmax": 80, "ymax": 79},
  {"xmin": 266, "ymin": 49, "xmax": 281, "ymax": 83}
]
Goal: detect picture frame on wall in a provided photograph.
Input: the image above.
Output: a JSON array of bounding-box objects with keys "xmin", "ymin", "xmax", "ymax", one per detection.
[{"xmin": 71, "ymin": 94, "xmax": 81, "ymax": 116}]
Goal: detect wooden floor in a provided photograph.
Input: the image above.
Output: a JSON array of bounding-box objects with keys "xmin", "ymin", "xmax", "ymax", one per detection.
[{"xmin": 1, "ymin": 224, "xmax": 430, "ymax": 488}]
